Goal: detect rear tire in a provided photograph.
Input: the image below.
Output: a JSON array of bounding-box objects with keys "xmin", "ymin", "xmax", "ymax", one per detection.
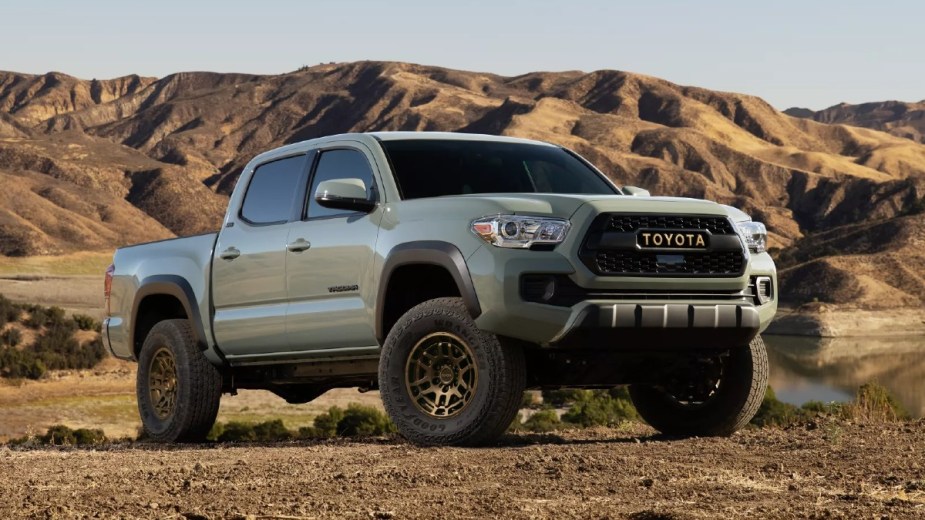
[
  {"xmin": 629, "ymin": 335, "xmax": 768, "ymax": 437},
  {"xmin": 137, "ymin": 319, "xmax": 223, "ymax": 442},
  {"xmin": 379, "ymin": 297, "xmax": 525, "ymax": 446}
]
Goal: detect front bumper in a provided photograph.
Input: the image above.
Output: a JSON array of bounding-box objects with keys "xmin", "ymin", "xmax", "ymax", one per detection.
[
  {"xmin": 548, "ymin": 302, "xmax": 759, "ymax": 349},
  {"xmin": 468, "ymin": 245, "xmax": 777, "ymax": 349}
]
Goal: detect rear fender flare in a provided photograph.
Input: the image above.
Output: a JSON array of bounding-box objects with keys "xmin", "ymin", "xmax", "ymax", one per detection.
[{"xmin": 131, "ymin": 275, "xmax": 208, "ymax": 353}]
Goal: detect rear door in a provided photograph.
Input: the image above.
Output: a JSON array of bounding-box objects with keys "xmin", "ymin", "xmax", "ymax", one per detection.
[
  {"xmin": 212, "ymin": 152, "xmax": 311, "ymax": 358},
  {"xmin": 285, "ymin": 143, "xmax": 383, "ymax": 353}
]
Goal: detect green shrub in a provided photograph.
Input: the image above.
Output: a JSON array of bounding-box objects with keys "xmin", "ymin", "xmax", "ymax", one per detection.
[
  {"xmin": 71, "ymin": 428, "xmax": 107, "ymax": 445},
  {"xmin": 336, "ymin": 404, "xmax": 395, "ymax": 436},
  {"xmin": 217, "ymin": 421, "xmax": 259, "ymax": 442},
  {"xmin": 212, "ymin": 410, "xmax": 394, "ymax": 443},
  {"xmin": 301, "ymin": 404, "xmax": 394, "ymax": 439},
  {"xmin": 24, "ymin": 307, "xmax": 47, "ymax": 329},
  {"xmin": 1, "ymin": 328, "xmax": 22, "ymax": 347},
  {"xmin": 33, "ymin": 328, "xmax": 106, "ymax": 371},
  {"xmin": 0, "ymin": 297, "xmax": 107, "ymax": 379},
  {"xmin": 23, "ymin": 305, "xmax": 69, "ymax": 330},
  {"xmin": 309, "ymin": 405, "xmax": 346, "ymax": 438},
  {"xmin": 0, "ymin": 347, "xmax": 47, "ymax": 379},
  {"xmin": 216, "ymin": 419, "xmax": 295, "ymax": 442},
  {"xmin": 253, "ymin": 419, "xmax": 292, "ymax": 441},
  {"xmin": 561, "ymin": 389, "xmax": 638, "ymax": 427},
  {"xmin": 520, "ymin": 409, "xmax": 562, "ymax": 433},
  {"xmin": 30, "ymin": 425, "xmax": 107, "ymax": 446},
  {"xmin": 0, "ymin": 295, "xmax": 20, "ymax": 325},
  {"xmin": 72, "ymin": 314, "xmax": 101, "ymax": 332},
  {"xmin": 1, "ymin": 329, "xmax": 106, "ymax": 379}
]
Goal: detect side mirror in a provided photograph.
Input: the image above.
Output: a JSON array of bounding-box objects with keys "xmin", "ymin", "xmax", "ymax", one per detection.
[
  {"xmin": 622, "ymin": 185, "xmax": 651, "ymax": 197},
  {"xmin": 314, "ymin": 178, "xmax": 375, "ymax": 212}
]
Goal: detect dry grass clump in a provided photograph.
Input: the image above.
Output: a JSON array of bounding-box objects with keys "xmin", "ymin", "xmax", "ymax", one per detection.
[
  {"xmin": 753, "ymin": 382, "xmax": 910, "ymax": 427},
  {"xmin": 845, "ymin": 382, "xmax": 911, "ymax": 423}
]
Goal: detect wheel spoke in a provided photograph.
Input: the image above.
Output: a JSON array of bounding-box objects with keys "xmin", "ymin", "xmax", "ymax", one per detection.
[
  {"xmin": 149, "ymin": 348, "xmax": 178, "ymax": 419},
  {"xmin": 405, "ymin": 332, "xmax": 479, "ymax": 420}
]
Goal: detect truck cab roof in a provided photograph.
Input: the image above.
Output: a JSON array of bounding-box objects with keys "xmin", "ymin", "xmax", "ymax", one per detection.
[{"xmin": 248, "ymin": 132, "xmax": 558, "ymax": 168}]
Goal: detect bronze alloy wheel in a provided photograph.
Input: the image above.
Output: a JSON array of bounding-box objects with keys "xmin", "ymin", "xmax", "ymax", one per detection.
[
  {"xmin": 148, "ymin": 347, "xmax": 178, "ymax": 420},
  {"xmin": 405, "ymin": 332, "xmax": 478, "ymax": 418}
]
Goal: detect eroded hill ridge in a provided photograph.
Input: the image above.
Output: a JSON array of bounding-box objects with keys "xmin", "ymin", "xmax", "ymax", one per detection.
[{"xmin": 1, "ymin": 61, "xmax": 923, "ymax": 310}]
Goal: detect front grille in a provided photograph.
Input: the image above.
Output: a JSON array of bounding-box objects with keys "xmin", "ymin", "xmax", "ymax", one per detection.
[
  {"xmin": 606, "ymin": 215, "xmax": 734, "ymax": 234},
  {"xmin": 580, "ymin": 213, "xmax": 745, "ymax": 277},
  {"xmin": 596, "ymin": 250, "xmax": 744, "ymax": 275}
]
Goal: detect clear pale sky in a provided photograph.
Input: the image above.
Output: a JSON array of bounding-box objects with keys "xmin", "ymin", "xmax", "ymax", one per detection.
[{"xmin": 2, "ymin": 0, "xmax": 922, "ymax": 110}]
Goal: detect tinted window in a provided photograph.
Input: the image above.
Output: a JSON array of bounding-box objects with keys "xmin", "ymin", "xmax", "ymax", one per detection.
[
  {"xmin": 240, "ymin": 155, "xmax": 306, "ymax": 224},
  {"xmin": 307, "ymin": 149, "xmax": 376, "ymax": 219},
  {"xmin": 379, "ymin": 139, "xmax": 617, "ymax": 199}
]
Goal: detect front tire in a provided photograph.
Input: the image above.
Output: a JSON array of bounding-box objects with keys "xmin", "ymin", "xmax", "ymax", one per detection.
[
  {"xmin": 379, "ymin": 297, "xmax": 525, "ymax": 446},
  {"xmin": 137, "ymin": 319, "xmax": 223, "ymax": 442},
  {"xmin": 629, "ymin": 335, "xmax": 768, "ymax": 437}
]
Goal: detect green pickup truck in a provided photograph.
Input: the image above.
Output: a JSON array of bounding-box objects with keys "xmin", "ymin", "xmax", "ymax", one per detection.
[{"xmin": 102, "ymin": 132, "xmax": 777, "ymax": 446}]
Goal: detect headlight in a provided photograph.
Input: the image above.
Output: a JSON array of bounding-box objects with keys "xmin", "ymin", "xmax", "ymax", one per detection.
[
  {"xmin": 736, "ymin": 221, "xmax": 767, "ymax": 253},
  {"xmin": 471, "ymin": 215, "xmax": 570, "ymax": 249}
]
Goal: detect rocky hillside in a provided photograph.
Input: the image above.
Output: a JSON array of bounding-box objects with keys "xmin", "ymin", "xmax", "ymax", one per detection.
[
  {"xmin": 786, "ymin": 100, "xmax": 925, "ymax": 144},
  {"xmin": 1, "ymin": 62, "xmax": 924, "ymax": 310}
]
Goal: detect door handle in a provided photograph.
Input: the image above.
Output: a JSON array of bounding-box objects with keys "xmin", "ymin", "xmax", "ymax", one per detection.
[
  {"xmin": 287, "ymin": 238, "xmax": 311, "ymax": 253},
  {"xmin": 219, "ymin": 247, "xmax": 241, "ymax": 261}
]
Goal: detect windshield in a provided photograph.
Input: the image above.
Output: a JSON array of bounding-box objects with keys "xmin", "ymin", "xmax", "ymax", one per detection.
[{"xmin": 379, "ymin": 139, "xmax": 618, "ymax": 199}]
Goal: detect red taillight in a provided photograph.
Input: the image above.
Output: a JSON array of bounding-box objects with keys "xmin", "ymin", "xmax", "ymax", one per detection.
[{"xmin": 104, "ymin": 264, "xmax": 115, "ymax": 315}]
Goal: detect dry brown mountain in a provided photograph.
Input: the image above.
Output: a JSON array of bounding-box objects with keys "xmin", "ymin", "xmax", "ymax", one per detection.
[
  {"xmin": 786, "ymin": 100, "xmax": 925, "ymax": 144},
  {"xmin": 1, "ymin": 61, "xmax": 924, "ymax": 313}
]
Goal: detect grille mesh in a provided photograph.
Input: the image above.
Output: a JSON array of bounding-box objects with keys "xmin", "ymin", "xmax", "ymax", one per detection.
[
  {"xmin": 606, "ymin": 215, "xmax": 735, "ymax": 235},
  {"xmin": 583, "ymin": 214, "xmax": 744, "ymax": 277},
  {"xmin": 595, "ymin": 250, "xmax": 744, "ymax": 275}
]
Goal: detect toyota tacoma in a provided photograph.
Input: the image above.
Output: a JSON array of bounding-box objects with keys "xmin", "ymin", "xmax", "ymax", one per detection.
[{"xmin": 102, "ymin": 132, "xmax": 777, "ymax": 446}]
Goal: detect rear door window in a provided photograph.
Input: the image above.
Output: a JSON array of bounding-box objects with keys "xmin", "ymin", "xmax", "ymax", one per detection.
[{"xmin": 240, "ymin": 155, "xmax": 307, "ymax": 225}]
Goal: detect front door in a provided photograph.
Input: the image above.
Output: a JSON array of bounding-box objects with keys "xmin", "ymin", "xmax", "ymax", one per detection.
[
  {"xmin": 285, "ymin": 144, "xmax": 382, "ymax": 353},
  {"xmin": 212, "ymin": 153, "xmax": 309, "ymax": 358}
]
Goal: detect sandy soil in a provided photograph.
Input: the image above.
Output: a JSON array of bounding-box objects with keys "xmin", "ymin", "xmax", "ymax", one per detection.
[{"xmin": 0, "ymin": 420, "xmax": 922, "ymax": 519}]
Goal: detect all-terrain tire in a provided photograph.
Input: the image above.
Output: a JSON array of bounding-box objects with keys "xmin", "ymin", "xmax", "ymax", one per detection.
[
  {"xmin": 137, "ymin": 319, "xmax": 223, "ymax": 442},
  {"xmin": 629, "ymin": 335, "xmax": 768, "ymax": 437},
  {"xmin": 379, "ymin": 297, "xmax": 525, "ymax": 446}
]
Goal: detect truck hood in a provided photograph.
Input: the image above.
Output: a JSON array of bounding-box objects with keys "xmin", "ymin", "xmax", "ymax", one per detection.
[{"xmin": 394, "ymin": 193, "xmax": 736, "ymax": 222}]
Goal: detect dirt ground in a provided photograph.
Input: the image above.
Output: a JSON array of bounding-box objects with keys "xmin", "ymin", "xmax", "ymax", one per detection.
[
  {"xmin": 0, "ymin": 420, "xmax": 922, "ymax": 520},
  {"xmin": 0, "ymin": 359, "xmax": 382, "ymax": 441}
]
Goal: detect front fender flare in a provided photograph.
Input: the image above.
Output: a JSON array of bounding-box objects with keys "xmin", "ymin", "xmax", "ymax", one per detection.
[{"xmin": 375, "ymin": 241, "xmax": 481, "ymax": 342}]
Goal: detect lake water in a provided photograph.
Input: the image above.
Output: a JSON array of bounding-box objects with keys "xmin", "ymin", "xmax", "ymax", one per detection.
[{"xmin": 764, "ymin": 334, "xmax": 925, "ymax": 418}]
